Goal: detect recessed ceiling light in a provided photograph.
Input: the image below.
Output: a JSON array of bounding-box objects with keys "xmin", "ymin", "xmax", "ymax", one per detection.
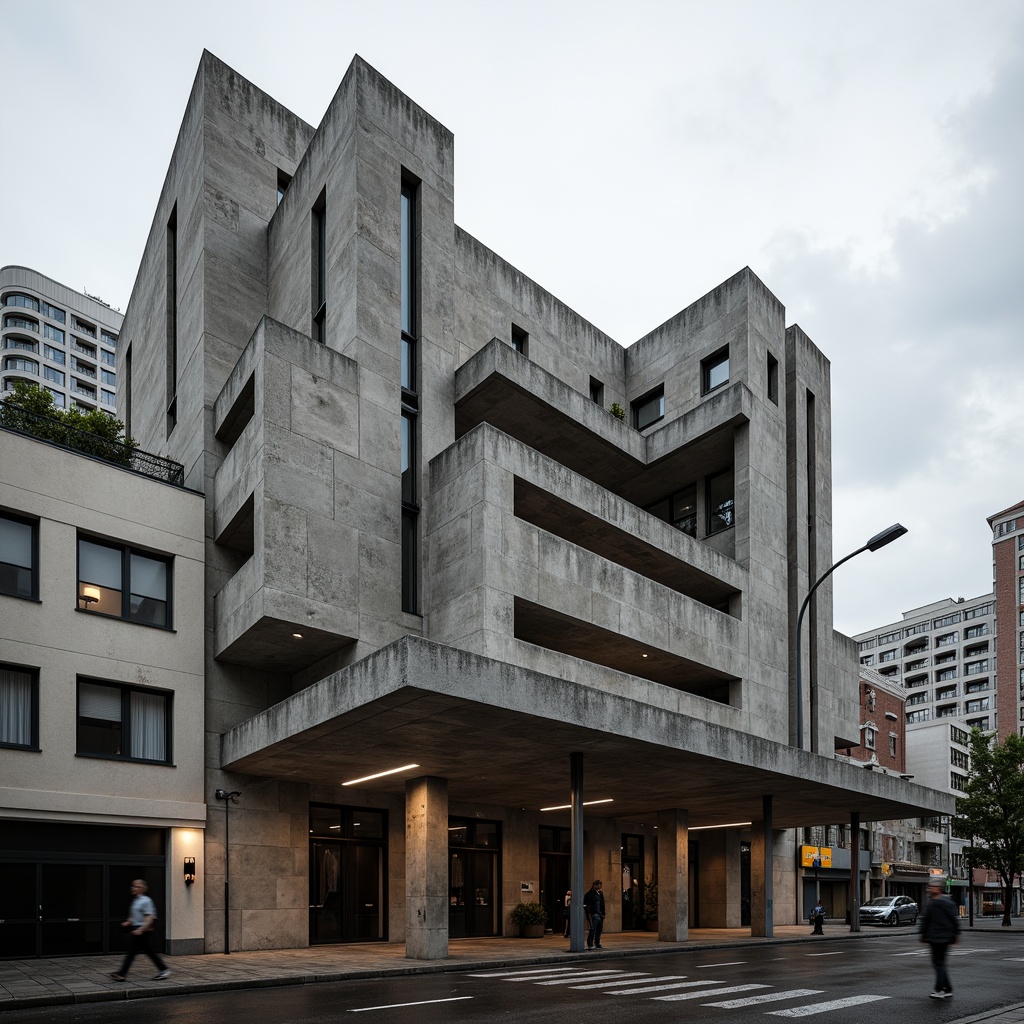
[
  {"xmin": 342, "ymin": 763, "xmax": 420, "ymax": 786},
  {"xmin": 292, "ymin": 633, "xmax": 303, "ymax": 639},
  {"xmin": 689, "ymin": 821, "xmax": 752, "ymax": 831},
  {"xmin": 641, "ymin": 653, "xmax": 648, "ymax": 658},
  {"xmin": 540, "ymin": 798, "xmax": 614, "ymax": 811}
]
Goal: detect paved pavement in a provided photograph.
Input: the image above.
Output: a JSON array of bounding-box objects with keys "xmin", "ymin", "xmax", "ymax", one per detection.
[{"xmin": 1, "ymin": 919, "xmax": 1022, "ymax": 1021}]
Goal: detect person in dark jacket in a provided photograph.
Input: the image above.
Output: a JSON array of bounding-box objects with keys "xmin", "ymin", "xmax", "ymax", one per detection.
[
  {"xmin": 810, "ymin": 898, "xmax": 826, "ymax": 935},
  {"xmin": 582, "ymin": 880, "xmax": 605, "ymax": 949},
  {"xmin": 919, "ymin": 878, "xmax": 960, "ymax": 999}
]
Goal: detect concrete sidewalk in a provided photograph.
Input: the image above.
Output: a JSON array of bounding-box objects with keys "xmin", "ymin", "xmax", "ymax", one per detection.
[{"xmin": 1, "ymin": 922, "xmax": 1021, "ymax": 1021}]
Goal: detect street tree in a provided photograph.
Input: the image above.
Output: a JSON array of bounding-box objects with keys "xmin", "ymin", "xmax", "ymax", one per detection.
[{"xmin": 955, "ymin": 729, "xmax": 1024, "ymax": 927}]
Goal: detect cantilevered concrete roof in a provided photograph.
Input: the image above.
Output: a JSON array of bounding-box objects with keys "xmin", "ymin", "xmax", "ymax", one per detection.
[{"xmin": 221, "ymin": 636, "xmax": 953, "ymax": 828}]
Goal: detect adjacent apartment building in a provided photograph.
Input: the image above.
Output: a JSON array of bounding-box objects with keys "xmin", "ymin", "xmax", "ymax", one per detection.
[
  {"xmin": 1, "ymin": 51, "xmax": 950, "ymax": 959},
  {"xmin": 1, "ymin": 266, "xmax": 121, "ymax": 415}
]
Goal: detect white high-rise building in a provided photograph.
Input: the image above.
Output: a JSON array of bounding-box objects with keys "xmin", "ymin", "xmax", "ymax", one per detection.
[{"xmin": 1, "ymin": 266, "xmax": 122, "ymax": 416}]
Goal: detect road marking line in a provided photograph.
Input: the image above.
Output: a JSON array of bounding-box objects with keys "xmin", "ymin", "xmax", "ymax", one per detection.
[
  {"xmin": 602, "ymin": 978, "xmax": 708, "ymax": 995},
  {"xmin": 704, "ymin": 989, "xmax": 825, "ymax": 1008},
  {"xmin": 504, "ymin": 970, "xmax": 604, "ymax": 981},
  {"xmin": 347, "ymin": 997, "xmax": 473, "ymax": 1012},
  {"xmin": 470, "ymin": 967, "xmax": 581, "ymax": 977},
  {"xmin": 951, "ymin": 948, "xmax": 996, "ymax": 955},
  {"xmin": 534, "ymin": 971, "xmax": 629, "ymax": 985},
  {"xmin": 767, "ymin": 994, "xmax": 890, "ymax": 1016},
  {"xmin": 892, "ymin": 950, "xmax": 929, "ymax": 957},
  {"xmin": 698, "ymin": 960, "xmax": 746, "ymax": 967},
  {"xmin": 805, "ymin": 951, "xmax": 843, "ymax": 957},
  {"xmin": 655, "ymin": 983, "xmax": 770, "ymax": 1002},
  {"xmin": 567, "ymin": 973, "xmax": 653, "ymax": 989}
]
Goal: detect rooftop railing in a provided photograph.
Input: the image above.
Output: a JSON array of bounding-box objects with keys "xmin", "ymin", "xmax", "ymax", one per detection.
[{"xmin": 0, "ymin": 403, "xmax": 185, "ymax": 487}]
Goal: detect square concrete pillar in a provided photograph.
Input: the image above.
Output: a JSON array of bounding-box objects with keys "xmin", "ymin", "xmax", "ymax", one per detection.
[
  {"xmin": 657, "ymin": 808, "xmax": 688, "ymax": 941},
  {"xmin": 405, "ymin": 776, "xmax": 448, "ymax": 959},
  {"xmin": 750, "ymin": 797, "xmax": 774, "ymax": 937},
  {"xmin": 696, "ymin": 826, "xmax": 742, "ymax": 928}
]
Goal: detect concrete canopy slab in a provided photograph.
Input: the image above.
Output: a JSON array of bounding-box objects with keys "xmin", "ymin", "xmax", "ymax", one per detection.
[{"xmin": 221, "ymin": 636, "xmax": 954, "ymax": 827}]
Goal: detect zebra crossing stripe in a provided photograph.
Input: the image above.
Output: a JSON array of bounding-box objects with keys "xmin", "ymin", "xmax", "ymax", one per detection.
[
  {"xmin": 566, "ymin": 973, "xmax": 653, "ymax": 989},
  {"xmin": 655, "ymin": 984, "xmax": 770, "ymax": 1002},
  {"xmin": 534, "ymin": 971, "xmax": 631, "ymax": 985},
  {"xmin": 704, "ymin": 989, "xmax": 824, "ymax": 1008},
  {"xmin": 469, "ymin": 967, "xmax": 582, "ymax": 977},
  {"xmin": 504, "ymin": 970, "xmax": 603, "ymax": 982},
  {"xmin": 767, "ymin": 994, "xmax": 890, "ymax": 1016},
  {"xmin": 601, "ymin": 978, "xmax": 706, "ymax": 995}
]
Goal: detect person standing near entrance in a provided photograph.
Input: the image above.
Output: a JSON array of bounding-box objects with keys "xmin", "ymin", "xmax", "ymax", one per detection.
[
  {"xmin": 563, "ymin": 889, "xmax": 572, "ymax": 938},
  {"xmin": 919, "ymin": 878, "xmax": 959, "ymax": 999},
  {"xmin": 109, "ymin": 879, "xmax": 171, "ymax": 982},
  {"xmin": 583, "ymin": 879, "xmax": 605, "ymax": 949}
]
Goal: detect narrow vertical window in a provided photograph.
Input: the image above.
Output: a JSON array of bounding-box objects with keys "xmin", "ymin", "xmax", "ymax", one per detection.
[
  {"xmin": 589, "ymin": 377, "xmax": 603, "ymax": 405},
  {"xmin": 124, "ymin": 343, "xmax": 133, "ymax": 439},
  {"xmin": 277, "ymin": 169, "xmax": 292, "ymax": 206},
  {"xmin": 401, "ymin": 180, "xmax": 419, "ymax": 614},
  {"xmin": 165, "ymin": 204, "xmax": 178, "ymax": 435},
  {"xmin": 510, "ymin": 324, "xmax": 528, "ymax": 356},
  {"xmin": 312, "ymin": 189, "xmax": 326, "ymax": 343},
  {"xmin": 767, "ymin": 352, "xmax": 779, "ymax": 405}
]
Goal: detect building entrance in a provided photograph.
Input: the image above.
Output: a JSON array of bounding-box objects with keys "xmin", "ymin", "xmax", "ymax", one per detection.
[
  {"xmin": 308, "ymin": 805, "xmax": 387, "ymax": 944},
  {"xmin": 449, "ymin": 818, "xmax": 500, "ymax": 937},
  {"xmin": 539, "ymin": 825, "xmax": 571, "ymax": 934},
  {"xmin": 621, "ymin": 834, "xmax": 645, "ymax": 930},
  {"xmin": 0, "ymin": 822, "xmax": 165, "ymax": 959}
]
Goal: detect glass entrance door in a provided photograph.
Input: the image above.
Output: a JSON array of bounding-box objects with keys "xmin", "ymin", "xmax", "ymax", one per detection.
[
  {"xmin": 448, "ymin": 818, "xmax": 500, "ymax": 938},
  {"xmin": 621, "ymin": 834, "xmax": 644, "ymax": 930}
]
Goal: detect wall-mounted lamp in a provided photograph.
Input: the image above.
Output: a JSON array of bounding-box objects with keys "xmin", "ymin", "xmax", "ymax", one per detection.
[
  {"xmin": 81, "ymin": 585, "xmax": 101, "ymax": 607},
  {"xmin": 183, "ymin": 856, "xmax": 196, "ymax": 885}
]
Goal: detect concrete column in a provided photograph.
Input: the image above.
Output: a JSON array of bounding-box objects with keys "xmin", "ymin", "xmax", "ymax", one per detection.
[
  {"xmin": 697, "ymin": 826, "xmax": 742, "ymax": 928},
  {"xmin": 405, "ymin": 776, "xmax": 448, "ymax": 959},
  {"xmin": 849, "ymin": 811, "xmax": 861, "ymax": 932},
  {"xmin": 750, "ymin": 795, "xmax": 774, "ymax": 937},
  {"xmin": 657, "ymin": 808, "xmax": 688, "ymax": 941}
]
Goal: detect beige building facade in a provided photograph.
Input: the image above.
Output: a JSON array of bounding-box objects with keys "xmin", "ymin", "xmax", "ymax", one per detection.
[{"xmin": 0, "ymin": 427, "xmax": 205, "ymax": 956}]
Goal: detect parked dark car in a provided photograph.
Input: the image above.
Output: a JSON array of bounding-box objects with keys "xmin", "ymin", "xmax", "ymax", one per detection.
[{"xmin": 860, "ymin": 895, "xmax": 918, "ymax": 926}]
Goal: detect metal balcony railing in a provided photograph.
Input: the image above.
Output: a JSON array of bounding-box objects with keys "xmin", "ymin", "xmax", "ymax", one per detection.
[{"xmin": 0, "ymin": 402, "xmax": 185, "ymax": 486}]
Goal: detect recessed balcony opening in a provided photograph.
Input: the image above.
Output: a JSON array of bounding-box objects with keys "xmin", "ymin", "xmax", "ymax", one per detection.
[
  {"xmin": 514, "ymin": 479, "xmax": 739, "ymax": 615},
  {"xmin": 513, "ymin": 597, "xmax": 737, "ymax": 705}
]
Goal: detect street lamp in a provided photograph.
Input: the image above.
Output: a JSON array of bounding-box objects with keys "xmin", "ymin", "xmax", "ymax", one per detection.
[
  {"xmin": 214, "ymin": 788, "xmax": 241, "ymax": 953},
  {"xmin": 795, "ymin": 523, "xmax": 907, "ymax": 751}
]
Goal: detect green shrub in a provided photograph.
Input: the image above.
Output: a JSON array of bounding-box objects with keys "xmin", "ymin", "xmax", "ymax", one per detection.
[{"xmin": 509, "ymin": 901, "xmax": 548, "ymax": 927}]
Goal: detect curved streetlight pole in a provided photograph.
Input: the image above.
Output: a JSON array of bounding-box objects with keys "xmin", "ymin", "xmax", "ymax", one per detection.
[{"xmin": 795, "ymin": 523, "xmax": 907, "ymax": 751}]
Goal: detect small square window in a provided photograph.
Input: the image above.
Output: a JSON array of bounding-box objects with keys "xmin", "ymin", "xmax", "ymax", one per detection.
[
  {"xmin": 589, "ymin": 377, "xmax": 603, "ymax": 404},
  {"xmin": 0, "ymin": 511, "xmax": 38, "ymax": 600},
  {"xmin": 77, "ymin": 678, "xmax": 170, "ymax": 763},
  {"xmin": 511, "ymin": 324, "xmax": 529, "ymax": 356},
  {"xmin": 0, "ymin": 663, "xmax": 38, "ymax": 749},
  {"xmin": 632, "ymin": 386, "xmax": 664, "ymax": 431},
  {"xmin": 702, "ymin": 348, "xmax": 730, "ymax": 395}
]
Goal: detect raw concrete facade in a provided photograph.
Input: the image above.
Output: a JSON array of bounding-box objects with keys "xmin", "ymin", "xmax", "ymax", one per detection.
[{"xmin": 113, "ymin": 51, "xmax": 950, "ymax": 957}]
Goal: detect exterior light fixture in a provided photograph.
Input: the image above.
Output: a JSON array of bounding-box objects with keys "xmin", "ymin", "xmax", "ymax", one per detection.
[
  {"xmin": 540, "ymin": 798, "xmax": 614, "ymax": 812},
  {"xmin": 795, "ymin": 523, "xmax": 907, "ymax": 751},
  {"xmin": 342, "ymin": 763, "xmax": 420, "ymax": 786},
  {"xmin": 183, "ymin": 856, "xmax": 196, "ymax": 885},
  {"xmin": 292, "ymin": 633, "xmax": 303, "ymax": 638},
  {"xmin": 81, "ymin": 585, "xmax": 101, "ymax": 606}
]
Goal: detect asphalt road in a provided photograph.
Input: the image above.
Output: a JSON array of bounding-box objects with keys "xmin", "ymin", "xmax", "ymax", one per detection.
[{"xmin": 5, "ymin": 931, "xmax": 1022, "ymax": 1024}]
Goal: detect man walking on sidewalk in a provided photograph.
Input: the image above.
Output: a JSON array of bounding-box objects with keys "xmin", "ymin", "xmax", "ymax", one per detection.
[
  {"xmin": 109, "ymin": 879, "xmax": 171, "ymax": 982},
  {"xmin": 919, "ymin": 877, "xmax": 959, "ymax": 999}
]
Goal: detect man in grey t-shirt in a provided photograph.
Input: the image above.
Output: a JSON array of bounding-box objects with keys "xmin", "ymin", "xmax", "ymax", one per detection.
[{"xmin": 110, "ymin": 879, "xmax": 171, "ymax": 982}]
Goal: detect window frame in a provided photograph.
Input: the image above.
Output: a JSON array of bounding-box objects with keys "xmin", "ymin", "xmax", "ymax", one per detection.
[
  {"xmin": 75, "ymin": 676, "xmax": 173, "ymax": 765},
  {"xmin": 631, "ymin": 385, "xmax": 665, "ymax": 431},
  {"xmin": 0, "ymin": 662, "xmax": 39, "ymax": 750},
  {"xmin": 701, "ymin": 347, "xmax": 730, "ymax": 395},
  {"xmin": 705, "ymin": 467, "xmax": 735, "ymax": 535},
  {"xmin": 0, "ymin": 510, "xmax": 39, "ymax": 601},
  {"xmin": 76, "ymin": 534, "xmax": 173, "ymax": 628}
]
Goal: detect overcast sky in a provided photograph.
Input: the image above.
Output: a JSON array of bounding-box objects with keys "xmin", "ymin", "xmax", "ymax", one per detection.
[{"xmin": 4, "ymin": 0, "xmax": 1023, "ymax": 636}]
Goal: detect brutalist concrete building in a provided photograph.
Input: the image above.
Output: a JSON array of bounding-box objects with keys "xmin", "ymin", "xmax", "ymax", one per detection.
[{"xmin": 112, "ymin": 51, "xmax": 949, "ymax": 957}]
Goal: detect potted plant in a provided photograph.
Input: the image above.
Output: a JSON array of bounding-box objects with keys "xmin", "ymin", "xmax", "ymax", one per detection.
[
  {"xmin": 509, "ymin": 900, "xmax": 548, "ymax": 938},
  {"xmin": 643, "ymin": 881, "xmax": 659, "ymax": 931}
]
